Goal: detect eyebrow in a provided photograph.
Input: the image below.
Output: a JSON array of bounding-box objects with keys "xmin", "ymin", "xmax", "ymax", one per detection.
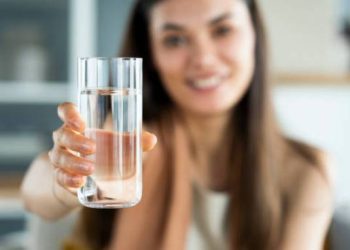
[
  {"xmin": 209, "ymin": 12, "xmax": 232, "ymax": 25},
  {"xmin": 161, "ymin": 12, "xmax": 233, "ymax": 31},
  {"xmin": 162, "ymin": 23, "xmax": 184, "ymax": 31}
]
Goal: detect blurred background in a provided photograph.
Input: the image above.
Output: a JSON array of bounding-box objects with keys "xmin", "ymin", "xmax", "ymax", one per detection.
[{"xmin": 0, "ymin": 0, "xmax": 349, "ymax": 249}]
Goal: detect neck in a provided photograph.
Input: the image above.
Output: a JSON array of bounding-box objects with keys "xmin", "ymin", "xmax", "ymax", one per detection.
[
  {"xmin": 181, "ymin": 112, "xmax": 232, "ymax": 154},
  {"xmin": 177, "ymin": 110, "xmax": 233, "ymax": 190}
]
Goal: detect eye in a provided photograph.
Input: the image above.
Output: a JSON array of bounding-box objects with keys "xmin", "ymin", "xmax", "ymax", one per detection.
[
  {"xmin": 213, "ymin": 25, "xmax": 232, "ymax": 38},
  {"xmin": 163, "ymin": 34, "xmax": 188, "ymax": 48}
]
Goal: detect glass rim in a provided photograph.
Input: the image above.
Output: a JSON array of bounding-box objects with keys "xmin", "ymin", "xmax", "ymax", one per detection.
[{"xmin": 78, "ymin": 56, "xmax": 142, "ymax": 61}]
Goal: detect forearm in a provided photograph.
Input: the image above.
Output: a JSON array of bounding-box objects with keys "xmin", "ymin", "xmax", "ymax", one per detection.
[{"xmin": 21, "ymin": 152, "xmax": 81, "ymax": 221}]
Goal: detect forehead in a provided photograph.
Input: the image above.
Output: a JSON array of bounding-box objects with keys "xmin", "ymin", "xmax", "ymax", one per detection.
[{"xmin": 150, "ymin": 0, "xmax": 246, "ymax": 28}]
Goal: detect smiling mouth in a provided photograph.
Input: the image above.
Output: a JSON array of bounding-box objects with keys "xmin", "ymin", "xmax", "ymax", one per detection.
[{"xmin": 188, "ymin": 74, "xmax": 230, "ymax": 90}]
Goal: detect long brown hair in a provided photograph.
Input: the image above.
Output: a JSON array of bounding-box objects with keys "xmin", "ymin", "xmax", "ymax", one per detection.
[
  {"xmin": 69, "ymin": 0, "xmax": 323, "ymax": 249},
  {"xmin": 119, "ymin": 1, "xmax": 282, "ymax": 248}
]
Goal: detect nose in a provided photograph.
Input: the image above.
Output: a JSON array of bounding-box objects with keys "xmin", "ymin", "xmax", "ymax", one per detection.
[{"xmin": 190, "ymin": 35, "xmax": 218, "ymax": 71}]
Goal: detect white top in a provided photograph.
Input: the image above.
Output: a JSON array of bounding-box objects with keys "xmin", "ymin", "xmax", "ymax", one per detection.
[{"xmin": 186, "ymin": 183, "xmax": 230, "ymax": 250}]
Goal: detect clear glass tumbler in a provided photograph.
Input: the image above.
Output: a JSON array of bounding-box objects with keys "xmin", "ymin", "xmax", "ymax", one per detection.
[{"xmin": 77, "ymin": 57, "xmax": 142, "ymax": 208}]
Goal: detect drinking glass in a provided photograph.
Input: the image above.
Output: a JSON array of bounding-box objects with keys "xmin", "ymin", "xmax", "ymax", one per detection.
[{"xmin": 77, "ymin": 57, "xmax": 142, "ymax": 208}]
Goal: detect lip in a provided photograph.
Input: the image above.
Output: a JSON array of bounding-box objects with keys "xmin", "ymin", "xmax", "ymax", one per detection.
[{"xmin": 186, "ymin": 72, "xmax": 230, "ymax": 92}]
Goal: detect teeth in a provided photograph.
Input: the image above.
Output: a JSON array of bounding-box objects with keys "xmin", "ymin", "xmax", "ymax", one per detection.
[{"xmin": 192, "ymin": 76, "xmax": 221, "ymax": 89}]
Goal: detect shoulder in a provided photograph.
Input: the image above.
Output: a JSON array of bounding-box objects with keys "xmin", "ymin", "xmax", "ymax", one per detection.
[
  {"xmin": 278, "ymin": 143, "xmax": 334, "ymax": 250},
  {"xmin": 281, "ymin": 140, "xmax": 334, "ymax": 213}
]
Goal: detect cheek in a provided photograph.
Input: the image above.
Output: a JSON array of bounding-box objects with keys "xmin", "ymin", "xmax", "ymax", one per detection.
[
  {"xmin": 218, "ymin": 30, "xmax": 255, "ymax": 103},
  {"xmin": 218, "ymin": 29, "xmax": 255, "ymax": 69},
  {"xmin": 152, "ymin": 45, "xmax": 188, "ymax": 83}
]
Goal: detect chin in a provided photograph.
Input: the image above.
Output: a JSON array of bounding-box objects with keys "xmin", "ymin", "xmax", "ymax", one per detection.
[{"xmin": 184, "ymin": 102, "xmax": 235, "ymax": 117}]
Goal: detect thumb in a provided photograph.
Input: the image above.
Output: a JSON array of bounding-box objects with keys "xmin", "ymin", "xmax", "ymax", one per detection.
[{"xmin": 142, "ymin": 131, "xmax": 157, "ymax": 151}]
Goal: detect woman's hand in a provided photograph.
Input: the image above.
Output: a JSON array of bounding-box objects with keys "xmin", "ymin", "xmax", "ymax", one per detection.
[{"xmin": 48, "ymin": 102, "xmax": 157, "ymax": 191}]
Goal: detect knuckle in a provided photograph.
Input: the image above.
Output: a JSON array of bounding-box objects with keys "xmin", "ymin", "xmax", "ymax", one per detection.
[
  {"xmin": 56, "ymin": 166, "xmax": 84, "ymax": 188},
  {"xmin": 70, "ymin": 133, "xmax": 91, "ymax": 153},
  {"xmin": 57, "ymin": 170, "xmax": 69, "ymax": 187},
  {"xmin": 63, "ymin": 176, "xmax": 75, "ymax": 188},
  {"xmin": 74, "ymin": 160, "xmax": 93, "ymax": 175},
  {"xmin": 53, "ymin": 126, "xmax": 66, "ymax": 143},
  {"xmin": 60, "ymin": 128, "xmax": 70, "ymax": 144},
  {"xmin": 60, "ymin": 150, "xmax": 70, "ymax": 165},
  {"xmin": 52, "ymin": 130, "xmax": 58, "ymax": 142},
  {"xmin": 65, "ymin": 177, "xmax": 75, "ymax": 187},
  {"xmin": 54, "ymin": 147, "xmax": 91, "ymax": 176},
  {"xmin": 55, "ymin": 126, "xmax": 75, "ymax": 148},
  {"xmin": 62, "ymin": 153, "xmax": 83, "ymax": 174},
  {"xmin": 48, "ymin": 149, "xmax": 54, "ymax": 162},
  {"xmin": 49, "ymin": 147, "xmax": 59, "ymax": 165},
  {"xmin": 66, "ymin": 175, "xmax": 81, "ymax": 187},
  {"xmin": 61, "ymin": 124, "xmax": 71, "ymax": 133},
  {"xmin": 54, "ymin": 147, "xmax": 67, "ymax": 167},
  {"xmin": 55, "ymin": 169, "xmax": 65, "ymax": 187},
  {"xmin": 62, "ymin": 173, "xmax": 70, "ymax": 186}
]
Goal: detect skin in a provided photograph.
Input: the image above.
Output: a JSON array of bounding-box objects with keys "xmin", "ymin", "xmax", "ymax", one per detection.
[
  {"xmin": 21, "ymin": 102, "xmax": 157, "ymax": 219},
  {"xmin": 149, "ymin": 0, "xmax": 255, "ymax": 188},
  {"xmin": 21, "ymin": 0, "xmax": 332, "ymax": 249},
  {"xmin": 150, "ymin": 0, "xmax": 255, "ymax": 117},
  {"xmin": 48, "ymin": 102, "xmax": 157, "ymax": 189}
]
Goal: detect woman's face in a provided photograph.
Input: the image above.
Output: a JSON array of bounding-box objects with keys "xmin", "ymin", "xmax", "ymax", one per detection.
[{"xmin": 150, "ymin": 0, "xmax": 256, "ymax": 116}]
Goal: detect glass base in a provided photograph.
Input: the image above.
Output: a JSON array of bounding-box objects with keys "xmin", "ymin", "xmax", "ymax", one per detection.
[
  {"xmin": 77, "ymin": 193, "xmax": 142, "ymax": 209},
  {"xmin": 77, "ymin": 176, "xmax": 142, "ymax": 209}
]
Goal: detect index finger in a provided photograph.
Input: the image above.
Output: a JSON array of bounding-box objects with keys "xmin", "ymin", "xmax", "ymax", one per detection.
[{"xmin": 57, "ymin": 102, "xmax": 85, "ymax": 132}]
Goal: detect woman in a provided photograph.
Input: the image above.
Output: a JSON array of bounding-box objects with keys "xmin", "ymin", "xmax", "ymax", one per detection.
[{"xmin": 21, "ymin": 0, "xmax": 333, "ymax": 249}]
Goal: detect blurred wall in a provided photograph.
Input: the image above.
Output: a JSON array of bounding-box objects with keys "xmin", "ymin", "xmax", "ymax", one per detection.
[
  {"xmin": 97, "ymin": 0, "xmax": 134, "ymax": 56},
  {"xmin": 261, "ymin": 0, "xmax": 349, "ymax": 74},
  {"xmin": 274, "ymin": 85, "xmax": 350, "ymax": 205}
]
